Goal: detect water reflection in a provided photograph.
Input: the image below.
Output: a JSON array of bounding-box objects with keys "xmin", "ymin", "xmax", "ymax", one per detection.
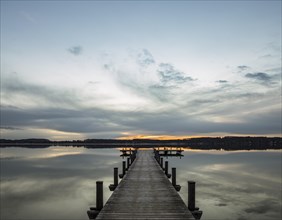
[
  {"xmin": 1, "ymin": 147, "xmax": 121, "ymax": 220},
  {"xmin": 167, "ymin": 150, "xmax": 282, "ymax": 220},
  {"xmin": 1, "ymin": 147, "xmax": 281, "ymax": 220}
]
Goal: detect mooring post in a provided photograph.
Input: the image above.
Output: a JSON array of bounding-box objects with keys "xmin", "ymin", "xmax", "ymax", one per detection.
[
  {"xmin": 154, "ymin": 149, "xmax": 157, "ymax": 159},
  {"xmin": 87, "ymin": 181, "xmax": 104, "ymax": 219},
  {"xmin": 160, "ymin": 157, "xmax": 163, "ymax": 169},
  {"xmin": 172, "ymin": 168, "xmax": 181, "ymax": 191},
  {"xmin": 119, "ymin": 161, "xmax": 126, "ymax": 178},
  {"xmin": 123, "ymin": 160, "xmax": 126, "ymax": 175},
  {"xmin": 188, "ymin": 181, "xmax": 195, "ymax": 211},
  {"xmin": 109, "ymin": 167, "xmax": 118, "ymax": 191},
  {"xmin": 172, "ymin": 167, "xmax": 176, "ymax": 186},
  {"xmin": 127, "ymin": 157, "xmax": 130, "ymax": 170},
  {"xmin": 114, "ymin": 167, "xmax": 118, "ymax": 185},
  {"xmin": 165, "ymin": 161, "xmax": 171, "ymax": 178},
  {"xmin": 132, "ymin": 150, "xmax": 135, "ymax": 161},
  {"xmin": 96, "ymin": 181, "xmax": 103, "ymax": 211},
  {"xmin": 188, "ymin": 181, "xmax": 203, "ymax": 219},
  {"xmin": 154, "ymin": 150, "xmax": 158, "ymax": 160}
]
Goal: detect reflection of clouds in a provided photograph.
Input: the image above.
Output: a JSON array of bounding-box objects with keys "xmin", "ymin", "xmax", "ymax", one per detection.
[
  {"xmin": 40, "ymin": 151, "xmax": 82, "ymax": 158},
  {"xmin": 199, "ymin": 163, "xmax": 243, "ymax": 172},
  {"xmin": 1, "ymin": 149, "xmax": 121, "ymax": 220},
  {"xmin": 215, "ymin": 203, "xmax": 227, "ymax": 207},
  {"xmin": 1, "ymin": 146, "xmax": 84, "ymax": 159},
  {"xmin": 167, "ymin": 150, "xmax": 281, "ymax": 220},
  {"xmin": 1, "ymin": 178, "xmax": 97, "ymax": 220},
  {"xmin": 1, "ymin": 149, "xmax": 281, "ymax": 220},
  {"xmin": 244, "ymin": 198, "xmax": 280, "ymax": 214},
  {"xmin": 0, "ymin": 147, "xmax": 121, "ymax": 160}
]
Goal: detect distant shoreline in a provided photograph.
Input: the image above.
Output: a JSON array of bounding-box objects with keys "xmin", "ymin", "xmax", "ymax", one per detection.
[{"xmin": 1, "ymin": 136, "xmax": 281, "ymax": 150}]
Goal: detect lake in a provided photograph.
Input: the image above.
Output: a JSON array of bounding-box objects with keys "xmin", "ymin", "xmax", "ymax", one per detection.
[{"xmin": 1, "ymin": 147, "xmax": 281, "ymax": 220}]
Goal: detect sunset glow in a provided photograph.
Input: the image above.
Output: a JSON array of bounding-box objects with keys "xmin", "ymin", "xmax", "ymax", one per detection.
[{"xmin": 117, "ymin": 134, "xmax": 195, "ymax": 140}]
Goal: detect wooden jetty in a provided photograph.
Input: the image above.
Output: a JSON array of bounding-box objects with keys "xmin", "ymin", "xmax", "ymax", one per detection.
[
  {"xmin": 94, "ymin": 150, "xmax": 196, "ymax": 220},
  {"xmin": 120, "ymin": 148, "xmax": 135, "ymax": 157},
  {"xmin": 154, "ymin": 147, "xmax": 184, "ymax": 157}
]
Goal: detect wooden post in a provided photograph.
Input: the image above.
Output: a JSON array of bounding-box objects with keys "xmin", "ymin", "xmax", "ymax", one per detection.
[
  {"xmin": 172, "ymin": 168, "xmax": 176, "ymax": 186},
  {"xmin": 131, "ymin": 150, "xmax": 136, "ymax": 163},
  {"xmin": 123, "ymin": 161, "xmax": 126, "ymax": 175},
  {"xmin": 114, "ymin": 167, "xmax": 118, "ymax": 186},
  {"xmin": 165, "ymin": 161, "xmax": 168, "ymax": 175},
  {"xmin": 172, "ymin": 168, "xmax": 181, "ymax": 191},
  {"xmin": 134, "ymin": 150, "xmax": 137, "ymax": 160},
  {"xmin": 96, "ymin": 181, "xmax": 103, "ymax": 211},
  {"xmin": 188, "ymin": 181, "xmax": 203, "ymax": 219},
  {"xmin": 109, "ymin": 167, "xmax": 118, "ymax": 191},
  {"xmin": 188, "ymin": 181, "xmax": 195, "ymax": 211},
  {"xmin": 165, "ymin": 161, "xmax": 171, "ymax": 178},
  {"xmin": 127, "ymin": 157, "xmax": 130, "ymax": 170},
  {"xmin": 160, "ymin": 158, "xmax": 163, "ymax": 169},
  {"xmin": 155, "ymin": 150, "xmax": 158, "ymax": 161},
  {"xmin": 119, "ymin": 161, "xmax": 126, "ymax": 178}
]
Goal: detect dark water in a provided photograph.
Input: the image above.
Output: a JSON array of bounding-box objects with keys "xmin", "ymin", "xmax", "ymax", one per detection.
[{"xmin": 1, "ymin": 147, "xmax": 281, "ymax": 220}]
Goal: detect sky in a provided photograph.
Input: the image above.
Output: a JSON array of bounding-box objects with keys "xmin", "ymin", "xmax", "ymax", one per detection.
[{"xmin": 0, "ymin": 0, "xmax": 281, "ymax": 140}]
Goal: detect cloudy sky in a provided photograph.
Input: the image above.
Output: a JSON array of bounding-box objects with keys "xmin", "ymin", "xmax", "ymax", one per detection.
[{"xmin": 1, "ymin": 0, "xmax": 281, "ymax": 140}]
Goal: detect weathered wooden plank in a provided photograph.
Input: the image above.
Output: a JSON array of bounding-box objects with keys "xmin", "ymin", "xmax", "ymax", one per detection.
[{"xmin": 96, "ymin": 150, "xmax": 195, "ymax": 220}]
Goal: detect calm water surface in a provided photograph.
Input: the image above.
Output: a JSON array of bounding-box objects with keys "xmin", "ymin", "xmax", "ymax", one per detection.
[{"xmin": 1, "ymin": 147, "xmax": 281, "ymax": 220}]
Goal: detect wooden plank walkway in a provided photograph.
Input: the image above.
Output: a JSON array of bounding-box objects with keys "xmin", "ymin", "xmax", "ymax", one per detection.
[{"xmin": 96, "ymin": 150, "xmax": 195, "ymax": 220}]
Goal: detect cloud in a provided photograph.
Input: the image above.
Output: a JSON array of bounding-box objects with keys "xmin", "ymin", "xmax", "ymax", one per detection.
[
  {"xmin": 1, "ymin": 70, "xmax": 281, "ymax": 139},
  {"xmin": 1, "ymin": 48, "xmax": 281, "ymax": 139},
  {"xmin": 189, "ymin": 99, "xmax": 220, "ymax": 106},
  {"xmin": 67, "ymin": 46, "xmax": 83, "ymax": 55},
  {"xmin": 0, "ymin": 126, "xmax": 22, "ymax": 130},
  {"xmin": 101, "ymin": 51, "xmax": 196, "ymax": 104},
  {"xmin": 1, "ymin": 74, "xmax": 81, "ymax": 108},
  {"xmin": 245, "ymin": 72, "xmax": 272, "ymax": 81},
  {"xmin": 1, "ymin": 98, "xmax": 281, "ymax": 139},
  {"xmin": 137, "ymin": 49, "xmax": 155, "ymax": 67},
  {"xmin": 243, "ymin": 72, "xmax": 281, "ymax": 87},
  {"xmin": 265, "ymin": 67, "xmax": 281, "ymax": 74},
  {"xmin": 216, "ymin": 80, "xmax": 228, "ymax": 83},
  {"xmin": 237, "ymin": 65, "xmax": 250, "ymax": 71},
  {"xmin": 259, "ymin": 54, "xmax": 273, "ymax": 59},
  {"xmin": 157, "ymin": 63, "xmax": 195, "ymax": 85},
  {"xmin": 148, "ymin": 84, "xmax": 176, "ymax": 102},
  {"xmin": 0, "ymin": 106, "xmax": 128, "ymax": 134}
]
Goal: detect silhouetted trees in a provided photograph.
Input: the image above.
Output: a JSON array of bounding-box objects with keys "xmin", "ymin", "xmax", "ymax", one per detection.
[
  {"xmin": 185, "ymin": 136, "xmax": 281, "ymax": 150},
  {"xmin": 0, "ymin": 136, "xmax": 281, "ymax": 150}
]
